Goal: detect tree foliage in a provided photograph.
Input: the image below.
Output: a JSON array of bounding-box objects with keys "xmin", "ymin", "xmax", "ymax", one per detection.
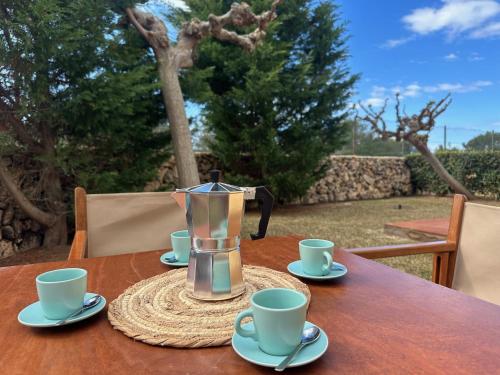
[
  {"xmin": 463, "ymin": 131, "xmax": 500, "ymax": 151},
  {"xmin": 407, "ymin": 151, "xmax": 500, "ymax": 199},
  {"xmin": 177, "ymin": 0, "xmax": 358, "ymax": 202},
  {"xmin": 0, "ymin": 0, "xmax": 167, "ymax": 243}
]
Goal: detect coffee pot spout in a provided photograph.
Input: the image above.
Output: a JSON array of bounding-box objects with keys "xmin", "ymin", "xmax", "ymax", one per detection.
[{"xmin": 171, "ymin": 191, "xmax": 186, "ymax": 211}]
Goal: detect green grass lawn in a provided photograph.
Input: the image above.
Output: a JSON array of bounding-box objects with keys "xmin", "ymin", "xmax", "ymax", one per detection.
[{"xmin": 243, "ymin": 196, "xmax": 498, "ymax": 281}]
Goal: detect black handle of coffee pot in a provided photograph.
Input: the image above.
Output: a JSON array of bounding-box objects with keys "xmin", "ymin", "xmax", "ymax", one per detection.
[{"xmin": 250, "ymin": 186, "xmax": 274, "ymax": 240}]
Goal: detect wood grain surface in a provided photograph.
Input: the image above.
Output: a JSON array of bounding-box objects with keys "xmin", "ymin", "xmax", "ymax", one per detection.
[
  {"xmin": 384, "ymin": 218, "xmax": 450, "ymax": 240},
  {"xmin": 2, "ymin": 235, "xmax": 500, "ymax": 375}
]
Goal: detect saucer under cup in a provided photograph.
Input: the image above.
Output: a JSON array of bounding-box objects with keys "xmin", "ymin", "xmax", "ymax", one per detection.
[
  {"xmin": 171, "ymin": 230, "xmax": 190, "ymax": 263},
  {"xmin": 299, "ymin": 239, "xmax": 334, "ymax": 276},
  {"xmin": 232, "ymin": 321, "xmax": 329, "ymax": 368},
  {"xmin": 36, "ymin": 268, "xmax": 87, "ymax": 320},
  {"xmin": 160, "ymin": 251, "xmax": 188, "ymax": 267},
  {"xmin": 234, "ymin": 288, "xmax": 307, "ymax": 356},
  {"xmin": 287, "ymin": 260, "xmax": 348, "ymax": 280},
  {"xmin": 18, "ymin": 292, "xmax": 106, "ymax": 328}
]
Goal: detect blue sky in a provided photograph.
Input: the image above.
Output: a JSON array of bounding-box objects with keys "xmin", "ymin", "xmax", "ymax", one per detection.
[
  {"xmin": 155, "ymin": 0, "xmax": 500, "ymax": 149},
  {"xmin": 338, "ymin": 0, "xmax": 500, "ymax": 149}
]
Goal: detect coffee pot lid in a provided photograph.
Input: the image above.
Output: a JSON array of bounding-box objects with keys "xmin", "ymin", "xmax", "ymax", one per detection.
[{"xmin": 178, "ymin": 170, "xmax": 244, "ymax": 193}]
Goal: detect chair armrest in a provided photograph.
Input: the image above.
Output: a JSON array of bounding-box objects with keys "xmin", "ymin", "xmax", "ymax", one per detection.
[
  {"xmin": 68, "ymin": 230, "xmax": 87, "ymax": 260},
  {"xmin": 345, "ymin": 241, "xmax": 456, "ymax": 259}
]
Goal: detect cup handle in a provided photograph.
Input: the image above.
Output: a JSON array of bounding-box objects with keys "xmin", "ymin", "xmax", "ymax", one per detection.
[
  {"xmin": 322, "ymin": 251, "xmax": 333, "ymax": 275},
  {"xmin": 235, "ymin": 309, "xmax": 257, "ymax": 340}
]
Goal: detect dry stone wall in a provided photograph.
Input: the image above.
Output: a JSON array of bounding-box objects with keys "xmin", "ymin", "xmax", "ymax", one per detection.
[
  {"xmin": 145, "ymin": 153, "xmax": 220, "ymax": 191},
  {"xmin": 301, "ymin": 155, "xmax": 412, "ymax": 204},
  {"xmin": 149, "ymin": 153, "xmax": 412, "ymax": 203}
]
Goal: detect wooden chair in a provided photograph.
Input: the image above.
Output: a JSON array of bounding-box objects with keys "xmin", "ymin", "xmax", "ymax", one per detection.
[
  {"xmin": 347, "ymin": 194, "xmax": 500, "ymax": 305},
  {"xmin": 69, "ymin": 187, "xmax": 186, "ymax": 260}
]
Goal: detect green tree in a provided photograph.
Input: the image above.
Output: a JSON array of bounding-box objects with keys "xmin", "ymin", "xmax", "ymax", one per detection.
[
  {"xmin": 178, "ymin": 0, "xmax": 358, "ymax": 202},
  {"xmin": 124, "ymin": 0, "xmax": 281, "ymax": 187},
  {"xmin": 463, "ymin": 131, "xmax": 500, "ymax": 150},
  {"xmin": 0, "ymin": 0, "xmax": 167, "ymax": 245}
]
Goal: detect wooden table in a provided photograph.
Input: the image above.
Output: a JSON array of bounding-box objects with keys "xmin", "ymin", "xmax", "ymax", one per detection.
[
  {"xmin": 385, "ymin": 218, "xmax": 449, "ymax": 241},
  {"xmin": 2, "ymin": 236, "xmax": 500, "ymax": 374}
]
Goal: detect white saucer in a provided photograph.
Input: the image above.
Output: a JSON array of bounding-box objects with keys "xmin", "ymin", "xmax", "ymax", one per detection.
[
  {"xmin": 18, "ymin": 292, "xmax": 106, "ymax": 328},
  {"xmin": 232, "ymin": 321, "xmax": 329, "ymax": 368},
  {"xmin": 287, "ymin": 260, "xmax": 348, "ymax": 280}
]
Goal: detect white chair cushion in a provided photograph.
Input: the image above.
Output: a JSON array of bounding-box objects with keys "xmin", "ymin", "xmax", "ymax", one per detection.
[
  {"xmin": 86, "ymin": 192, "xmax": 186, "ymax": 258},
  {"xmin": 452, "ymin": 202, "xmax": 500, "ymax": 305}
]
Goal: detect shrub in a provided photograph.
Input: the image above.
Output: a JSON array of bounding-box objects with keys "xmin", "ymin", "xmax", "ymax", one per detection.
[{"xmin": 406, "ymin": 151, "xmax": 500, "ymax": 199}]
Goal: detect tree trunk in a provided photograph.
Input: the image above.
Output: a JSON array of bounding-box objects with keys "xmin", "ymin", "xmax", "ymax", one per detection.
[
  {"xmin": 43, "ymin": 215, "xmax": 67, "ymax": 247},
  {"xmin": 157, "ymin": 51, "xmax": 200, "ymax": 187},
  {"xmin": 0, "ymin": 157, "xmax": 67, "ymax": 246},
  {"xmin": 0, "ymin": 158, "xmax": 56, "ymax": 226},
  {"xmin": 412, "ymin": 140, "xmax": 474, "ymax": 199},
  {"xmin": 40, "ymin": 164, "xmax": 67, "ymax": 246}
]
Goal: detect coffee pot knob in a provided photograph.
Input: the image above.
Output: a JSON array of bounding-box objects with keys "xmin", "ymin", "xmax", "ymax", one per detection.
[{"xmin": 210, "ymin": 169, "xmax": 221, "ymax": 183}]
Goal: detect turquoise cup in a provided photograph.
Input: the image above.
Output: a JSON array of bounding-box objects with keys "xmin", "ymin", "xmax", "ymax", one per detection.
[
  {"xmin": 171, "ymin": 230, "xmax": 190, "ymax": 263},
  {"xmin": 36, "ymin": 268, "xmax": 87, "ymax": 319},
  {"xmin": 234, "ymin": 288, "xmax": 307, "ymax": 356},
  {"xmin": 299, "ymin": 239, "xmax": 334, "ymax": 276}
]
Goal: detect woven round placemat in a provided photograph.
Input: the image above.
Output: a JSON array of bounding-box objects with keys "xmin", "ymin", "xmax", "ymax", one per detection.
[{"xmin": 108, "ymin": 265, "xmax": 310, "ymax": 348}]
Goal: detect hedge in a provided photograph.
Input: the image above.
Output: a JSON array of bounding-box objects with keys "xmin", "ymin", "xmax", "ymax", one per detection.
[{"xmin": 405, "ymin": 151, "xmax": 500, "ymax": 199}]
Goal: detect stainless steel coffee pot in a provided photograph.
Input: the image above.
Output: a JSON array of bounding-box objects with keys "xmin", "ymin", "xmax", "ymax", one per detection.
[{"xmin": 171, "ymin": 170, "xmax": 273, "ymax": 301}]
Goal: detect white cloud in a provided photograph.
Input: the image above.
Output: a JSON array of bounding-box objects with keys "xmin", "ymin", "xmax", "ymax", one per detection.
[
  {"xmin": 409, "ymin": 59, "xmax": 428, "ymax": 64},
  {"xmin": 423, "ymin": 80, "xmax": 492, "ymax": 93},
  {"xmin": 361, "ymin": 86, "xmax": 388, "ymax": 108},
  {"xmin": 361, "ymin": 80, "xmax": 493, "ymax": 106},
  {"xmin": 381, "ymin": 35, "xmax": 415, "ymax": 48},
  {"xmin": 470, "ymin": 21, "xmax": 500, "ymax": 37},
  {"xmin": 444, "ymin": 53, "xmax": 459, "ymax": 60},
  {"xmin": 362, "ymin": 98, "xmax": 386, "ymax": 108},
  {"xmin": 403, "ymin": 83, "xmax": 422, "ymax": 97},
  {"xmin": 371, "ymin": 86, "xmax": 387, "ymax": 97},
  {"xmin": 492, "ymin": 121, "xmax": 500, "ymax": 127},
  {"xmin": 403, "ymin": 0, "xmax": 500, "ymax": 38},
  {"xmin": 468, "ymin": 52, "xmax": 485, "ymax": 61}
]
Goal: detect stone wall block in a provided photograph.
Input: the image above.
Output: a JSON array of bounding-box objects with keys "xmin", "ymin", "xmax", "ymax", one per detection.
[
  {"xmin": 0, "ymin": 240, "xmax": 16, "ymax": 258},
  {"xmin": 2, "ymin": 206, "xmax": 14, "ymax": 225}
]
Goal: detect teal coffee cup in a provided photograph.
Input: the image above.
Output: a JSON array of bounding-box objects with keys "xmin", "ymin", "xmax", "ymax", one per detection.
[
  {"xmin": 171, "ymin": 230, "xmax": 190, "ymax": 263},
  {"xmin": 36, "ymin": 268, "xmax": 87, "ymax": 319},
  {"xmin": 299, "ymin": 239, "xmax": 334, "ymax": 276},
  {"xmin": 234, "ymin": 288, "xmax": 307, "ymax": 356}
]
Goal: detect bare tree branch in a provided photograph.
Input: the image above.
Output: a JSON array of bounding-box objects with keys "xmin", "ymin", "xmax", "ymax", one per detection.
[
  {"xmin": 175, "ymin": 0, "xmax": 282, "ymax": 68},
  {"xmin": 356, "ymin": 99, "xmax": 394, "ymax": 139},
  {"xmin": 356, "ymin": 93, "xmax": 473, "ymax": 199},
  {"xmin": 125, "ymin": 8, "xmax": 169, "ymax": 51}
]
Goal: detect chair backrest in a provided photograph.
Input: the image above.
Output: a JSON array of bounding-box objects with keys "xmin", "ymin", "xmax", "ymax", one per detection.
[
  {"xmin": 452, "ymin": 202, "xmax": 500, "ymax": 305},
  {"xmin": 85, "ymin": 191, "xmax": 186, "ymax": 258}
]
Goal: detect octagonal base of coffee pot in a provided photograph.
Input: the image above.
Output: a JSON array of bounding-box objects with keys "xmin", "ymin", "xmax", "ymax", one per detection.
[{"xmin": 185, "ymin": 248, "xmax": 245, "ymax": 301}]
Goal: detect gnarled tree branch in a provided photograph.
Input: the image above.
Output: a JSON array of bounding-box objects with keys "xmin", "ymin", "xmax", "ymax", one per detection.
[
  {"xmin": 0, "ymin": 158, "xmax": 56, "ymax": 227},
  {"xmin": 356, "ymin": 93, "xmax": 474, "ymax": 199},
  {"xmin": 125, "ymin": 8, "xmax": 169, "ymax": 52},
  {"xmin": 175, "ymin": 0, "xmax": 282, "ymax": 68}
]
